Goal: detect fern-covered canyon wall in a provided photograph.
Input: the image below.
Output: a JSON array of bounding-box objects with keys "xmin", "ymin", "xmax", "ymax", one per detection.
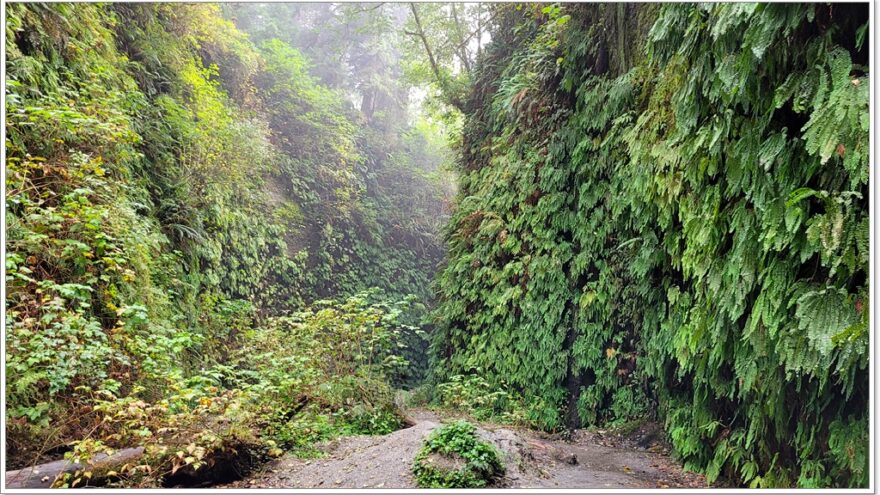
[
  {"xmin": 432, "ymin": 3, "xmax": 869, "ymax": 487},
  {"xmin": 6, "ymin": 2, "xmax": 451, "ymax": 476}
]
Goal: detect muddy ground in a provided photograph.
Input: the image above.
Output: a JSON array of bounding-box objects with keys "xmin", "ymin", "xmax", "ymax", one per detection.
[{"xmin": 220, "ymin": 409, "xmax": 707, "ymax": 489}]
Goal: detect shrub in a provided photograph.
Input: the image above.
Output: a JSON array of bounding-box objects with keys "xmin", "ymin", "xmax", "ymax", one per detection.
[
  {"xmin": 435, "ymin": 372, "xmax": 535, "ymax": 427},
  {"xmin": 50, "ymin": 291, "xmax": 415, "ymax": 486},
  {"xmin": 412, "ymin": 421, "xmax": 504, "ymax": 488}
]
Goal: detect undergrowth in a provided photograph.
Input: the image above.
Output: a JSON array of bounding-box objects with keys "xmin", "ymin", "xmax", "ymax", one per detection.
[
  {"xmin": 412, "ymin": 420, "xmax": 504, "ymax": 488},
  {"xmin": 430, "ymin": 372, "xmax": 538, "ymax": 429},
  {"xmin": 52, "ymin": 292, "xmax": 415, "ymax": 487}
]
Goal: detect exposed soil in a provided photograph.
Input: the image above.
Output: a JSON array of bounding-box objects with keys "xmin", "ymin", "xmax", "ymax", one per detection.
[{"xmin": 220, "ymin": 409, "xmax": 707, "ymax": 489}]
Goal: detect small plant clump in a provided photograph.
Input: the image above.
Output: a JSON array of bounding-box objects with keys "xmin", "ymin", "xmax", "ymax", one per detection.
[{"xmin": 411, "ymin": 421, "xmax": 504, "ymax": 488}]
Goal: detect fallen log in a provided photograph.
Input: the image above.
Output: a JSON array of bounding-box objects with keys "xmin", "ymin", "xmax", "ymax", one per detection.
[{"xmin": 5, "ymin": 447, "xmax": 144, "ymax": 488}]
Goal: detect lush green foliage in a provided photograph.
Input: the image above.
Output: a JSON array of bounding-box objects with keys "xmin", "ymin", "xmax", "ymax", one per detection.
[
  {"xmin": 52, "ymin": 293, "xmax": 414, "ymax": 487},
  {"xmin": 5, "ymin": 3, "xmax": 450, "ymax": 483},
  {"xmin": 227, "ymin": 3, "xmax": 456, "ymax": 306},
  {"xmin": 433, "ymin": 372, "xmax": 534, "ymax": 427},
  {"xmin": 433, "ymin": 3, "xmax": 868, "ymax": 488},
  {"xmin": 411, "ymin": 420, "xmax": 504, "ymax": 488},
  {"xmin": 6, "ymin": 2, "xmax": 869, "ymax": 489}
]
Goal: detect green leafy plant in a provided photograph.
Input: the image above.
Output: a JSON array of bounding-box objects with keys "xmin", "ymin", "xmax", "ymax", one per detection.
[
  {"xmin": 412, "ymin": 421, "xmax": 504, "ymax": 488},
  {"xmin": 434, "ymin": 372, "xmax": 535, "ymax": 427}
]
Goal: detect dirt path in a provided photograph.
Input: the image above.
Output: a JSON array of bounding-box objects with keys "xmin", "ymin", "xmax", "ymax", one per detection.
[{"xmin": 221, "ymin": 409, "xmax": 706, "ymax": 489}]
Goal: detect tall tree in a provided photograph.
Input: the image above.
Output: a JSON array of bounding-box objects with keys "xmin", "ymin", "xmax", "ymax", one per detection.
[{"xmin": 402, "ymin": 3, "xmax": 493, "ymax": 113}]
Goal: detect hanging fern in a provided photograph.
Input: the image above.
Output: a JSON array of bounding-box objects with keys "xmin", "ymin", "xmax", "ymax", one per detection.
[{"xmin": 435, "ymin": 2, "xmax": 868, "ymax": 488}]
